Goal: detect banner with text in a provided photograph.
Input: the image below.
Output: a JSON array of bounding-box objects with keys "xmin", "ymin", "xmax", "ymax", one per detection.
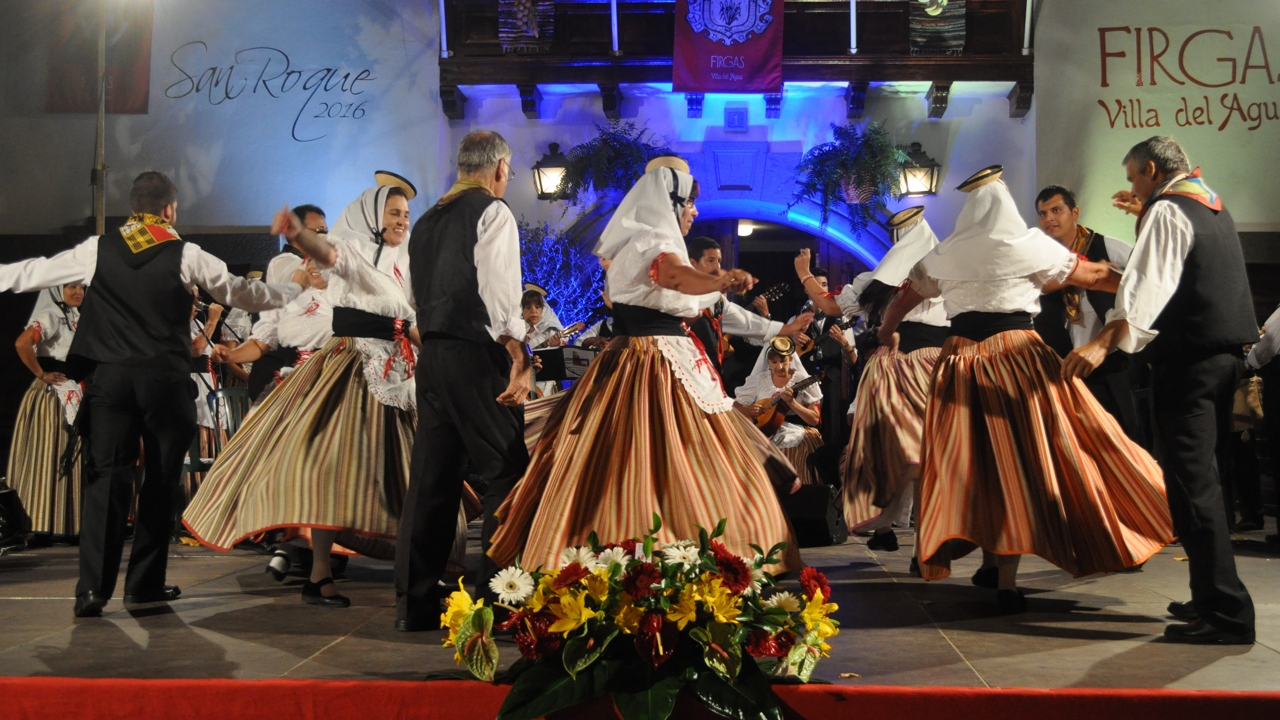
[
  {"xmin": 673, "ymin": 0, "xmax": 783, "ymax": 93},
  {"xmin": 1036, "ymin": 0, "xmax": 1280, "ymax": 238}
]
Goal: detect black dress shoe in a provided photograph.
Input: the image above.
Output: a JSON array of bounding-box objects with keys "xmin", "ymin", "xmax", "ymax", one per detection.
[
  {"xmin": 266, "ymin": 550, "xmax": 291, "ymax": 582},
  {"xmin": 866, "ymin": 529, "xmax": 899, "ymax": 552},
  {"xmin": 1167, "ymin": 600, "xmax": 1198, "ymax": 622},
  {"xmin": 302, "ymin": 578, "xmax": 350, "ymax": 608},
  {"xmin": 1236, "ymin": 517, "xmax": 1264, "ymax": 532},
  {"xmin": 971, "ymin": 566, "xmax": 998, "ymax": 589},
  {"xmin": 123, "ymin": 585, "xmax": 182, "ymax": 604},
  {"xmin": 395, "ymin": 618, "xmax": 435, "ymax": 632},
  {"xmin": 1163, "ymin": 619, "xmax": 1254, "ymax": 645},
  {"xmin": 74, "ymin": 591, "xmax": 108, "ymax": 618},
  {"xmin": 909, "ymin": 557, "xmax": 922, "ymax": 577},
  {"xmin": 997, "ymin": 589, "xmax": 1027, "ymax": 615}
]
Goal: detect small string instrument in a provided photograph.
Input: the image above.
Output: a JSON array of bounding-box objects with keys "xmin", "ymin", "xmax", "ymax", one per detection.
[
  {"xmin": 749, "ymin": 371, "xmax": 825, "ymax": 437},
  {"xmin": 796, "ymin": 316, "xmax": 855, "ymax": 357}
]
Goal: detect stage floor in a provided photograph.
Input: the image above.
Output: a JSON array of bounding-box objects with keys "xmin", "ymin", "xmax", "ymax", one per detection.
[{"xmin": 2, "ymin": 521, "xmax": 1278, "ymax": 689}]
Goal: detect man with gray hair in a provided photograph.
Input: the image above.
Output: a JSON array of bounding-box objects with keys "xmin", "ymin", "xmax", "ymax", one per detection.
[
  {"xmin": 1064, "ymin": 135, "xmax": 1257, "ymax": 645},
  {"xmin": 394, "ymin": 130, "xmax": 531, "ymax": 631}
]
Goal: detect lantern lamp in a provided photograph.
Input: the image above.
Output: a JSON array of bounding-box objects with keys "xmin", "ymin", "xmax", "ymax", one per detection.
[
  {"xmin": 899, "ymin": 142, "xmax": 941, "ymax": 197},
  {"xmin": 532, "ymin": 142, "xmax": 568, "ymax": 200}
]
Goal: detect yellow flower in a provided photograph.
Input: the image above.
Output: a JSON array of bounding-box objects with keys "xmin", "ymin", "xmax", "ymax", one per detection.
[
  {"xmin": 800, "ymin": 587, "xmax": 839, "ymax": 639},
  {"xmin": 613, "ymin": 593, "xmax": 644, "ymax": 634},
  {"xmin": 699, "ymin": 576, "xmax": 741, "ymax": 625},
  {"xmin": 526, "ymin": 574, "xmax": 557, "ymax": 614},
  {"xmin": 666, "ymin": 585, "xmax": 700, "ymax": 630},
  {"xmin": 440, "ymin": 578, "xmax": 482, "ymax": 647},
  {"xmin": 548, "ymin": 590, "xmax": 598, "ymax": 636},
  {"xmin": 584, "ymin": 568, "xmax": 611, "ymax": 603}
]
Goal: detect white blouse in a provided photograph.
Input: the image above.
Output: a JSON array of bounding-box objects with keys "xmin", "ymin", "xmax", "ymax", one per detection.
[
  {"xmin": 734, "ymin": 369, "xmax": 822, "ymax": 449},
  {"xmin": 835, "ymin": 277, "xmax": 949, "ymax": 327},
  {"xmin": 908, "ymin": 249, "xmax": 1075, "ymax": 318},
  {"xmin": 27, "ymin": 307, "xmax": 78, "ymax": 361},
  {"xmin": 276, "ymin": 289, "xmax": 334, "ymax": 352}
]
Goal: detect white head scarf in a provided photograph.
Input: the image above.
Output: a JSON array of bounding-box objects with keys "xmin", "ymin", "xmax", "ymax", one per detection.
[
  {"xmin": 749, "ymin": 344, "xmax": 811, "ymax": 383},
  {"xmin": 28, "ymin": 285, "xmax": 79, "ymax": 329},
  {"xmin": 327, "ymin": 186, "xmax": 403, "ymax": 275},
  {"xmin": 594, "ymin": 166, "xmax": 694, "ymax": 261},
  {"xmin": 921, "ymin": 181, "xmax": 1066, "ymax": 281},
  {"xmin": 868, "ymin": 217, "xmax": 940, "ymax": 287}
]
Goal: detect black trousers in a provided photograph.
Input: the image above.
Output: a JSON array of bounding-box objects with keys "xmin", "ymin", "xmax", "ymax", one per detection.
[
  {"xmin": 1084, "ymin": 354, "xmax": 1144, "ymax": 446},
  {"xmin": 1152, "ymin": 351, "xmax": 1255, "ymax": 635},
  {"xmin": 77, "ymin": 364, "xmax": 197, "ymax": 599},
  {"xmin": 395, "ymin": 338, "xmax": 528, "ymax": 625}
]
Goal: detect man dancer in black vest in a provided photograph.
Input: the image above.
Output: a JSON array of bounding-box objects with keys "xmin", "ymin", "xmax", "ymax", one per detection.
[
  {"xmin": 1032, "ymin": 185, "xmax": 1143, "ymax": 444},
  {"xmin": 1065, "ymin": 137, "xmax": 1256, "ymax": 645},
  {"xmin": 0, "ymin": 171, "xmax": 311, "ymax": 617},
  {"xmin": 396, "ymin": 131, "xmax": 530, "ymax": 631}
]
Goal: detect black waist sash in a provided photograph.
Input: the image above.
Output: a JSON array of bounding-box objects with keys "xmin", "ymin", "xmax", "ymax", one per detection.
[
  {"xmin": 332, "ymin": 306, "xmax": 413, "ymax": 341},
  {"xmin": 37, "ymin": 357, "xmax": 68, "ymax": 375},
  {"xmin": 948, "ymin": 311, "xmax": 1034, "ymax": 342},
  {"xmin": 612, "ymin": 303, "xmax": 687, "ymax": 337},
  {"xmin": 247, "ymin": 345, "xmax": 299, "ymax": 399},
  {"xmin": 896, "ymin": 321, "xmax": 949, "ymax": 354}
]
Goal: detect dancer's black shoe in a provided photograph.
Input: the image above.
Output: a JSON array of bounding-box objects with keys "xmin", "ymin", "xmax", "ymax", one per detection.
[
  {"xmin": 302, "ymin": 578, "xmax": 350, "ymax": 608},
  {"xmin": 971, "ymin": 566, "xmax": 998, "ymax": 589},
  {"xmin": 866, "ymin": 529, "xmax": 899, "ymax": 552},
  {"xmin": 1163, "ymin": 619, "xmax": 1254, "ymax": 645}
]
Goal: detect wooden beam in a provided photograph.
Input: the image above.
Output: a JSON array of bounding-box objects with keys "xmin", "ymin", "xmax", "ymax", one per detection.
[
  {"xmin": 1007, "ymin": 80, "xmax": 1033, "ymax": 119},
  {"xmin": 925, "ymin": 81, "xmax": 951, "ymax": 119},
  {"xmin": 517, "ymin": 84, "xmax": 543, "ymax": 120},
  {"xmin": 440, "ymin": 85, "xmax": 467, "ymax": 120},
  {"xmin": 599, "ymin": 83, "xmax": 623, "ymax": 120},
  {"xmin": 765, "ymin": 93, "xmax": 782, "ymax": 119},
  {"xmin": 685, "ymin": 93, "xmax": 704, "ymax": 119},
  {"xmin": 845, "ymin": 81, "xmax": 868, "ymax": 119}
]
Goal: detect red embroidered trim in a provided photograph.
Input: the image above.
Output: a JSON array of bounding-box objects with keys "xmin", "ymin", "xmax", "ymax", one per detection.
[
  {"xmin": 393, "ymin": 265, "xmax": 404, "ymax": 288},
  {"xmin": 295, "ymin": 349, "xmax": 315, "ymax": 367},
  {"xmin": 649, "ymin": 253, "xmax": 669, "ymax": 284},
  {"xmin": 29, "ymin": 321, "xmax": 42, "ymax": 344},
  {"xmin": 383, "ymin": 319, "xmax": 416, "ymax": 379},
  {"xmin": 303, "ymin": 299, "xmax": 321, "ymax": 315},
  {"xmin": 683, "ymin": 322, "xmax": 722, "ymax": 383}
]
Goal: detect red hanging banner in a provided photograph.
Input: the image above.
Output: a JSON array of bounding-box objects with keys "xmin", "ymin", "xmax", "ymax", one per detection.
[{"xmin": 673, "ymin": 0, "xmax": 783, "ymax": 94}]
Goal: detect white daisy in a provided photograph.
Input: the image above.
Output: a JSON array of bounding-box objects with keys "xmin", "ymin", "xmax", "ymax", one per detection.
[
  {"xmin": 762, "ymin": 591, "xmax": 801, "ymax": 613},
  {"xmin": 597, "ymin": 546, "xmax": 629, "ymax": 568},
  {"xmin": 743, "ymin": 559, "xmax": 766, "ymax": 597},
  {"xmin": 660, "ymin": 544, "xmax": 702, "ymax": 570},
  {"xmin": 489, "ymin": 567, "xmax": 536, "ymax": 606},
  {"xmin": 558, "ymin": 545, "xmax": 599, "ymax": 570}
]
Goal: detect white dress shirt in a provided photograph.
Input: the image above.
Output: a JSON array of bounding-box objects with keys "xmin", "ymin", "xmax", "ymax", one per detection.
[
  {"xmin": 475, "ymin": 202, "xmax": 527, "ymax": 343},
  {"xmin": 1067, "ymin": 235, "xmax": 1133, "ymax": 348},
  {"xmin": 1247, "ymin": 304, "xmax": 1280, "ymax": 369},
  {"xmin": 1105, "ymin": 201, "xmax": 1196, "ymax": 354},
  {"xmin": 0, "ymin": 237, "xmax": 300, "ymax": 312},
  {"xmin": 721, "ymin": 299, "xmax": 783, "ymax": 345}
]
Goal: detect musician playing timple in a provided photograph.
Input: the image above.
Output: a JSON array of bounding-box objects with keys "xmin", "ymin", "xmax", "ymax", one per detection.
[{"xmin": 734, "ymin": 337, "xmax": 824, "ymax": 485}]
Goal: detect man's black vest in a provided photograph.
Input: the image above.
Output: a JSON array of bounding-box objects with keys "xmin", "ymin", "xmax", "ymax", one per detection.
[
  {"xmin": 67, "ymin": 234, "xmax": 192, "ymax": 379},
  {"xmin": 409, "ymin": 190, "xmax": 504, "ymax": 346},
  {"xmin": 688, "ymin": 298, "xmax": 725, "ymax": 375},
  {"xmin": 1141, "ymin": 195, "xmax": 1257, "ymax": 363},
  {"xmin": 1034, "ymin": 230, "xmax": 1116, "ymax": 358}
]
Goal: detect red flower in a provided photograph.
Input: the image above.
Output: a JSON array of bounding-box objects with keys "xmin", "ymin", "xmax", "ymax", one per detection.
[
  {"xmin": 634, "ymin": 612, "xmax": 678, "ymax": 668},
  {"xmin": 619, "ymin": 539, "xmax": 640, "ymax": 558},
  {"xmin": 744, "ymin": 628, "xmax": 797, "ymax": 658},
  {"xmin": 498, "ymin": 611, "xmax": 563, "ymax": 661},
  {"xmin": 714, "ymin": 553, "xmax": 752, "ymax": 595},
  {"xmin": 774, "ymin": 628, "xmax": 796, "ymax": 655},
  {"xmin": 622, "ymin": 562, "xmax": 662, "ymax": 599},
  {"xmin": 799, "ymin": 567, "xmax": 831, "ymax": 602},
  {"xmin": 553, "ymin": 562, "xmax": 591, "ymax": 590}
]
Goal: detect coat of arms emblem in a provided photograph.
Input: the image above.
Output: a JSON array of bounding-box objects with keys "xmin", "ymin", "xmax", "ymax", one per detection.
[{"xmin": 686, "ymin": 0, "xmax": 774, "ymax": 46}]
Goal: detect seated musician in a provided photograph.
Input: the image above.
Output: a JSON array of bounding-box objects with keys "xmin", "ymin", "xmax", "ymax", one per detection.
[{"xmin": 734, "ymin": 336, "xmax": 824, "ymax": 484}]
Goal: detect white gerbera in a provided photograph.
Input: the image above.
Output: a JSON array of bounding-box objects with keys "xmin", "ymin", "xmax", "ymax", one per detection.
[
  {"xmin": 660, "ymin": 544, "xmax": 702, "ymax": 570},
  {"xmin": 744, "ymin": 559, "xmax": 765, "ymax": 596},
  {"xmin": 597, "ymin": 546, "xmax": 629, "ymax": 568},
  {"xmin": 558, "ymin": 545, "xmax": 599, "ymax": 569},
  {"xmin": 489, "ymin": 567, "xmax": 536, "ymax": 606},
  {"xmin": 762, "ymin": 591, "xmax": 801, "ymax": 613}
]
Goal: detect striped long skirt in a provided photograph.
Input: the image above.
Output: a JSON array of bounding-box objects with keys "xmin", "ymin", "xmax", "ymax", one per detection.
[
  {"xmin": 917, "ymin": 330, "xmax": 1173, "ymax": 580},
  {"xmin": 842, "ymin": 345, "xmax": 940, "ymax": 531},
  {"xmin": 777, "ymin": 425, "xmax": 825, "ymax": 486},
  {"xmin": 183, "ymin": 337, "xmax": 415, "ymax": 551},
  {"xmin": 489, "ymin": 336, "xmax": 802, "ymax": 573},
  {"xmin": 6, "ymin": 380, "xmax": 81, "ymax": 536}
]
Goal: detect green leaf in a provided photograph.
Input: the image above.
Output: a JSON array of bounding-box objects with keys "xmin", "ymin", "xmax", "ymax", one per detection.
[
  {"xmin": 691, "ymin": 662, "xmax": 784, "ymax": 720},
  {"xmin": 649, "ymin": 512, "xmax": 663, "ymax": 536},
  {"xmin": 611, "ymin": 673, "xmax": 684, "ymax": 720},
  {"xmin": 711, "ymin": 518, "xmax": 727, "ymax": 540},
  {"xmin": 455, "ymin": 607, "xmax": 498, "ymax": 682},
  {"xmin": 496, "ymin": 657, "xmax": 616, "ymax": 720},
  {"xmin": 691, "ymin": 622, "xmax": 741, "ymax": 681},
  {"xmin": 587, "ymin": 531, "xmax": 601, "ymax": 553},
  {"xmin": 562, "ymin": 626, "xmax": 619, "ymax": 679},
  {"xmin": 698, "ymin": 526, "xmax": 710, "ymax": 554},
  {"xmin": 784, "ymin": 641, "xmax": 819, "ymax": 683}
]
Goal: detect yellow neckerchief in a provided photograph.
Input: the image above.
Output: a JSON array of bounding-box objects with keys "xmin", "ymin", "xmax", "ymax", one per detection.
[
  {"xmin": 119, "ymin": 212, "xmax": 181, "ymax": 254},
  {"xmin": 1062, "ymin": 224, "xmax": 1097, "ymax": 325},
  {"xmin": 435, "ymin": 179, "xmax": 493, "ymax": 207}
]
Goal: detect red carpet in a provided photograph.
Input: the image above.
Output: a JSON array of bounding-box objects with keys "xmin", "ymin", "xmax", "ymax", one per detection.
[{"xmin": 5, "ymin": 677, "xmax": 1279, "ymax": 719}]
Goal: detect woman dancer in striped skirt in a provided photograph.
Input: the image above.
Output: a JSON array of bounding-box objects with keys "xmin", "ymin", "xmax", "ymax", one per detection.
[
  {"xmin": 490, "ymin": 157, "xmax": 801, "ymax": 572},
  {"xmin": 795, "ymin": 207, "xmax": 949, "ymax": 556},
  {"xmin": 878, "ymin": 167, "xmax": 1174, "ymax": 613},
  {"xmin": 185, "ymin": 174, "xmax": 419, "ymax": 608},
  {"xmin": 8, "ymin": 284, "xmax": 85, "ymax": 541}
]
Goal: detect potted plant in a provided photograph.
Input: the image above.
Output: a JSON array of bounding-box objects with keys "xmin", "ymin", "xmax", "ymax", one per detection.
[
  {"xmin": 791, "ymin": 122, "xmax": 909, "ymax": 233},
  {"xmin": 555, "ymin": 122, "xmax": 668, "ymax": 206}
]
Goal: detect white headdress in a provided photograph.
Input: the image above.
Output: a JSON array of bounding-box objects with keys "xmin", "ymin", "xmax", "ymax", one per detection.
[
  {"xmin": 28, "ymin": 285, "xmax": 79, "ymax": 330},
  {"xmin": 867, "ymin": 216, "xmax": 940, "ymax": 287},
  {"xmin": 327, "ymin": 186, "xmax": 403, "ymax": 275},
  {"xmin": 920, "ymin": 181, "xmax": 1065, "ymax": 281},
  {"xmin": 594, "ymin": 166, "xmax": 694, "ymax": 261}
]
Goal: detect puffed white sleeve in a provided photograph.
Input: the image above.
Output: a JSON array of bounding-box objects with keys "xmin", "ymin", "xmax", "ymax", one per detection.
[
  {"xmin": 474, "ymin": 202, "xmax": 527, "ymax": 343},
  {"xmin": 182, "ymin": 244, "xmax": 300, "ymax": 312},
  {"xmin": 0, "ymin": 238, "xmax": 98, "ymax": 292},
  {"xmin": 1104, "ymin": 202, "xmax": 1195, "ymax": 354},
  {"xmin": 734, "ymin": 373, "xmax": 763, "ymax": 405},
  {"xmin": 907, "ymin": 261, "xmax": 942, "ymax": 299},
  {"xmin": 721, "ymin": 301, "xmax": 784, "ymax": 342}
]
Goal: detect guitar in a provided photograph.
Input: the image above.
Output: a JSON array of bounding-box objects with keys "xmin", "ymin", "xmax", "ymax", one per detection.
[
  {"xmin": 721, "ymin": 283, "xmax": 789, "ymax": 358},
  {"xmin": 748, "ymin": 371, "xmax": 825, "ymax": 438},
  {"xmin": 795, "ymin": 316, "xmax": 855, "ymax": 357}
]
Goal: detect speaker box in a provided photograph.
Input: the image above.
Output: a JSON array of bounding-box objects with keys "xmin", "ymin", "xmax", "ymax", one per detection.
[{"xmin": 778, "ymin": 483, "xmax": 848, "ymax": 548}]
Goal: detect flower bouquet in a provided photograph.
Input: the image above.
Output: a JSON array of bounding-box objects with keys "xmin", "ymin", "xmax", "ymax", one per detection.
[{"xmin": 440, "ymin": 516, "xmax": 839, "ymax": 720}]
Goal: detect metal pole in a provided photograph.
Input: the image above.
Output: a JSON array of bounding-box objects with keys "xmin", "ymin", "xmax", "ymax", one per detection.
[
  {"xmin": 438, "ymin": 0, "xmax": 450, "ymax": 59},
  {"xmin": 610, "ymin": 0, "xmax": 620, "ymax": 56},
  {"xmin": 94, "ymin": 0, "xmax": 107, "ymax": 235},
  {"xmin": 848, "ymin": 0, "xmax": 857, "ymax": 54},
  {"xmin": 1022, "ymin": 0, "xmax": 1033, "ymax": 55}
]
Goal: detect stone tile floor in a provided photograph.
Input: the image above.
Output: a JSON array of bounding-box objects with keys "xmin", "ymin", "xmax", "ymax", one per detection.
[{"xmin": 1, "ymin": 519, "xmax": 1277, "ymax": 688}]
